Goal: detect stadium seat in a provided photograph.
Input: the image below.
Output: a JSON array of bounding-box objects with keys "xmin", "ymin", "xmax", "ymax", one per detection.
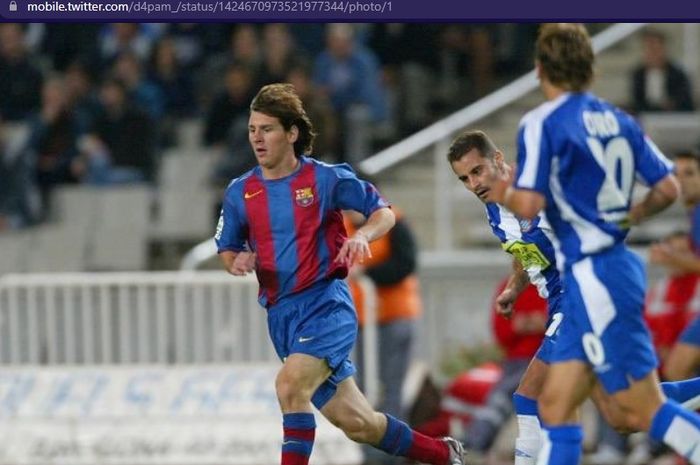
[
  {"xmin": 639, "ymin": 112, "xmax": 700, "ymax": 156},
  {"xmin": 25, "ymin": 224, "xmax": 88, "ymax": 272},
  {"xmin": 87, "ymin": 186, "xmax": 152, "ymax": 271},
  {"xmin": 0, "ymin": 231, "xmax": 28, "ymax": 275},
  {"xmin": 151, "ymin": 188, "xmax": 216, "ymax": 242},
  {"xmin": 158, "ymin": 150, "xmax": 216, "ymax": 190}
]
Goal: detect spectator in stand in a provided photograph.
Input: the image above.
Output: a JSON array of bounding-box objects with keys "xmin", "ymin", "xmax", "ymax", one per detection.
[
  {"xmin": 286, "ymin": 64, "xmax": 338, "ymax": 162},
  {"xmin": 161, "ymin": 24, "xmax": 207, "ymax": 71},
  {"xmin": 313, "ymin": 23, "xmax": 388, "ymax": 166},
  {"xmin": 41, "ymin": 24, "xmax": 101, "ymax": 71},
  {"xmin": 199, "ymin": 25, "xmax": 259, "ymax": 108},
  {"xmin": 150, "ymin": 38, "xmax": 197, "ymax": 119},
  {"xmin": 149, "ymin": 37, "xmax": 198, "ymax": 148},
  {"xmin": 434, "ymin": 25, "xmax": 495, "ymax": 109},
  {"xmin": 113, "ymin": 51, "xmax": 165, "ymax": 122},
  {"xmin": 630, "ymin": 28, "xmax": 694, "ymax": 114},
  {"xmin": 98, "ymin": 23, "xmax": 156, "ymax": 71},
  {"xmin": 289, "ymin": 23, "xmax": 326, "ymax": 57},
  {"xmin": 344, "ymin": 208, "xmax": 422, "ymax": 465},
  {"xmin": 203, "ymin": 63, "xmax": 257, "ymax": 185},
  {"xmin": 25, "ymin": 76, "xmax": 86, "ymax": 218},
  {"xmin": 656, "ymin": 152, "xmax": 700, "ymax": 382},
  {"xmin": 0, "ymin": 24, "xmax": 44, "ymax": 121},
  {"xmin": 203, "ymin": 63, "xmax": 255, "ymax": 148},
  {"xmin": 230, "ymin": 24, "xmax": 262, "ymax": 75},
  {"xmin": 647, "ymin": 152, "xmax": 700, "ymax": 280},
  {"xmin": 64, "ymin": 60, "xmax": 100, "ymax": 129},
  {"xmin": 259, "ymin": 24, "xmax": 305, "ymax": 86},
  {"xmin": 83, "ymin": 77, "xmax": 156, "ymax": 185},
  {"xmin": 0, "ymin": 118, "xmax": 39, "ymax": 230},
  {"xmin": 368, "ymin": 24, "xmax": 440, "ymax": 136},
  {"xmin": 647, "ymin": 231, "xmax": 700, "ymax": 369}
]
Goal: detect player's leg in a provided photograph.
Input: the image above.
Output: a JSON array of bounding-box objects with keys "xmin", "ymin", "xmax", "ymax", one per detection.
[
  {"xmin": 589, "ymin": 381, "xmax": 635, "ymax": 434},
  {"xmin": 512, "ymin": 305, "xmax": 563, "ymax": 465},
  {"xmin": 536, "ymin": 360, "xmax": 594, "ymax": 465},
  {"xmin": 357, "ymin": 319, "xmax": 414, "ymax": 465},
  {"xmin": 610, "ymin": 370, "xmax": 700, "ymax": 464},
  {"xmin": 571, "ymin": 248, "xmax": 700, "ymax": 463},
  {"xmin": 513, "ymin": 357, "xmax": 548, "ymax": 465},
  {"xmin": 267, "ymin": 280, "xmax": 359, "ymax": 465},
  {"xmin": 592, "ymin": 375, "xmax": 700, "ymax": 432},
  {"xmin": 275, "ymin": 353, "xmax": 332, "ymax": 465},
  {"xmin": 320, "ymin": 376, "xmax": 465, "ymax": 465}
]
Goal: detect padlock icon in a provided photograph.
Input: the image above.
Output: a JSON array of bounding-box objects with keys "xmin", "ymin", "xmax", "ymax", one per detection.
[{"xmin": 9, "ymin": 1, "xmax": 17, "ymax": 11}]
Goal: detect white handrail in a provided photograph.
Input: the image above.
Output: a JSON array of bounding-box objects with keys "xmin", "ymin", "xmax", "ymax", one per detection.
[
  {"xmin": 360, "ymin": 23, "xmax": 648, "ymax": 176},
  {"xmin": 181, "ymin": 237, "xmax": 217, "ymax": 271}
]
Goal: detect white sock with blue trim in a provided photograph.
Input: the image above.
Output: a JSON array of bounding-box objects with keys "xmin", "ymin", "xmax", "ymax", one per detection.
[{"xmin": 513, "ymin": 393, "xmax": 541, "ymax": 465}]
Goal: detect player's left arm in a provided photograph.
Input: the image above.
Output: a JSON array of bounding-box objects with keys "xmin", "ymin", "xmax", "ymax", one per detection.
[
  {"xmin": 332, "ymin": 166, "xmax": 394, "ymax": 267},
  {"xmin": 335, "ymin": 207, "xmax": 395, "ymax": 267},
  {"xmin": 629, "ymin": 131, "xmax": 679, "ymax": 225},
  {"xmin": 628, "ymin": 173, "xmax": 680, "ymax": 226}
]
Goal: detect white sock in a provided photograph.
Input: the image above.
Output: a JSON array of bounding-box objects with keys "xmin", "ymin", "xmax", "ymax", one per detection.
[{"xmin": 514, "ymin": 414, "xmax": 541, "ymax": 465}]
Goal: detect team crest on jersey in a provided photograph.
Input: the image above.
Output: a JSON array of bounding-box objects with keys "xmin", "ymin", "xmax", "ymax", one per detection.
[
  {"xmin": 295, "ymin": 187, "xmax": 314, "ymax": 207},
  {"xmin": 518, "ymin": 218, "xmax": 533, "ymax": 232}
]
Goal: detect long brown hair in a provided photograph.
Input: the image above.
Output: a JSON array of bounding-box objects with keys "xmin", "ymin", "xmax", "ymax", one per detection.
[{"xmin": 250, "ymin": 83, "xmax": 316, "ymax": 157}]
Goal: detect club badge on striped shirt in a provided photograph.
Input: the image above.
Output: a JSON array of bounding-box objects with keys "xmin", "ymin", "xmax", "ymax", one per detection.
[{"xmin": 295, "ymin": 187, "xmax": 314, "ymax": 207}]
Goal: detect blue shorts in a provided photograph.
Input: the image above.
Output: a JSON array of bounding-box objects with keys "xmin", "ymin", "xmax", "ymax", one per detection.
[
  {"xmin": 548, "ymin": 245, "xmax": 658, "ymax": 394},
  {"xmin": 680, "ymin": 316, "xmax": 700, "ymax": 346},
  {"xmin": 535, "ymin": 290, "xmax": 563, "ymax": 364},
  {"xmin": 267, "ymin": 279, "xmax": 357, "ymax": 409}
]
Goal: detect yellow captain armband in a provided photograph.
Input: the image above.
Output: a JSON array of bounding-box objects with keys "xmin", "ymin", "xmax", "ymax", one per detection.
[{"xmin": 502, "ymin": 240, "xmax": 551, "ymax": 270}]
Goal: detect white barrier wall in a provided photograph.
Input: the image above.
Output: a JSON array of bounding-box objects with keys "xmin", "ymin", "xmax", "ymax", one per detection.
[
  {"xmin": 0, "ymin": 258, "xmax": 516, "ymax": 370},
  {"xmin": 0, "ymin": 272, "xmax": 274, "ymax": 365},
  {"xmin": 0, "ymin": 365, "xmax": 361, "ymax": 465}
]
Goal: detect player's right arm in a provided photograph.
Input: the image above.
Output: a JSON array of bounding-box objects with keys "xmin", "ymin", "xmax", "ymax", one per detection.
[
  {"xmin": 497, "ymin": 117, "xmax": 552, "ymax": 219},
  {"xmin": 215, "ymin": 181, "xmax": 254, "ymax": 276},
  {"xmin": 495, "ymin": 259, "xmax": 530, "ymax": 319},
  {"xmin": 220, "ymin": 251, "xmax": 256, "ymax": 276}
]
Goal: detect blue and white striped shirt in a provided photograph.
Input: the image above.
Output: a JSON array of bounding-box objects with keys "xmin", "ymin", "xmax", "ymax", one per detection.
[{"xmin": 514, "ymin": 92, "xmax": 673, "ymax": 269}]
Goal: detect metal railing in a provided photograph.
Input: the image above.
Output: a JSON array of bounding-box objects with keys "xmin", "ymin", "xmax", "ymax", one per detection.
[
  {"xmin": 0, "ymin": 270, "xmax": 383, "ymax": 405},
  {"xmin": 1, "ymin": 251, "xmax": 519, "ymax": 367},
  {"xmin": 0, "ymin": 272, "xmax": 271, "ymax": 365}
]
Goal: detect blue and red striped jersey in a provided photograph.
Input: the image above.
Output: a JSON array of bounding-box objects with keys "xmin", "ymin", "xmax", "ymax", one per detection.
[{"xmin": 215, "ymin": 156, "xmax": 390, "ymax": 308}]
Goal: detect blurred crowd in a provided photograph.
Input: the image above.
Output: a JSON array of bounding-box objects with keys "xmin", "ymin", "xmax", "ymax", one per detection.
[
  {"xmin": 0, "ymin": 22, "xmax": 542, "ymax": 232},
  {"xmin": 0, "ymin": 23, "xmax": 697, "ymax": 237}
]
